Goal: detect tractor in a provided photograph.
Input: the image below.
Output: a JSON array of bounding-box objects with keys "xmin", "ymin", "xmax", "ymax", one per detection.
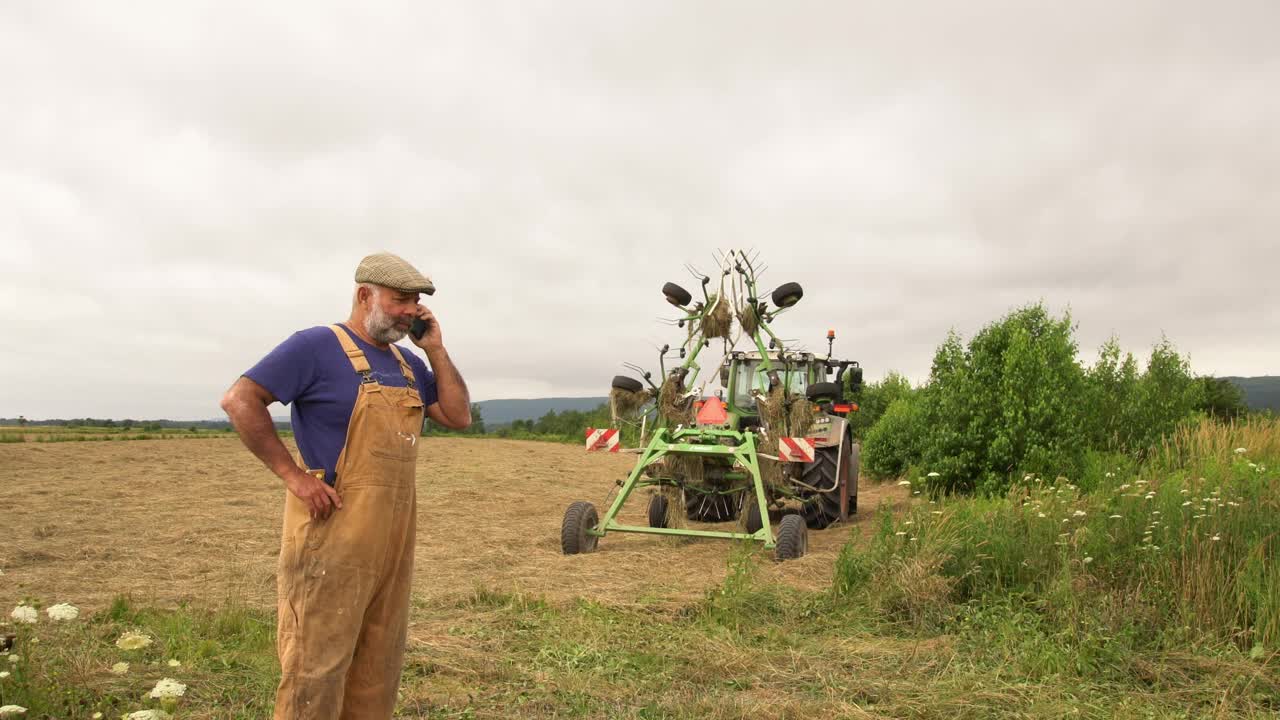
[{"xmin": 561, "ymin": 249, "xmax": 863, "ymax": 561}]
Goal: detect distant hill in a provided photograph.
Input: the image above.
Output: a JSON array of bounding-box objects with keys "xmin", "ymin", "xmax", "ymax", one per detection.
[
  {"xmin": 476, "ymin": 397, "xmax": 608, "ymax": 426},
  {"xmin": 1224, "ymin": 376, "xmax": 1280, "ymax": 414}
]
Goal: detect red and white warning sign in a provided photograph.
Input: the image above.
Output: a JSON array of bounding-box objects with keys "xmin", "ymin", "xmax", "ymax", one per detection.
[
  {"xmin": 778, "ymin": 437, "xmax": 816, "ymax": 463},
  {"xmin": 585, "ymin": 427, "xmax": 621, "ymax": 452}
]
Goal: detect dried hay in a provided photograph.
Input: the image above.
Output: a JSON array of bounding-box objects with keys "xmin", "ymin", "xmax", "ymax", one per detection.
[
  {"xmin": 754, "ymin": 384, "xmax": 787, "ymax": 436},
  {"xmin": 610, "ymin": 386, "xmax": 652, "ymax": 419},
  {"xmin": 788, "ymin": 398, "xmax": 817, "ymax": 438},
  {"xmin": 737, "ymin": 302, "xmax": 760, "ymax": 338},
  {"xmin": 653, "ymin": 484, "xmax": 687, "ymax": 529},
  {"xmin": 658, "ymin": 376, "xmax": 695, "ymax": 426},
  {"xmin": 701, "ymin": 294, "xmax": 732, "ymax": 340}
]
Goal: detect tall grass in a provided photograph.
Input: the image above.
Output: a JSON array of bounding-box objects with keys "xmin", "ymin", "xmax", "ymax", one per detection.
[{"xmin": 836, "ymin": 417, "xmax": 1280, "ymax": 656}]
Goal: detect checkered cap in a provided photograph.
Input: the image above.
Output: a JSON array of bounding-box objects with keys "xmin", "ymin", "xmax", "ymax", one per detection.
[{"xmin": 354, "ymin": 252, "xmax": 435, "ymax": 295}]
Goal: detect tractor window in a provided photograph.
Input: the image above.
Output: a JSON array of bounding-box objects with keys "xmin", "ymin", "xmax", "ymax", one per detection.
[{"xmin": 733, "ymin": 361, "xmax": 808, "ymax": 412}]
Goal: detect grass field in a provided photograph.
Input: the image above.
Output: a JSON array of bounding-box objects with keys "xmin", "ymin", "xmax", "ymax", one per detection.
[{"xmin": 2, "ymin": 429, "xmax": 1277, "ymax": 718}]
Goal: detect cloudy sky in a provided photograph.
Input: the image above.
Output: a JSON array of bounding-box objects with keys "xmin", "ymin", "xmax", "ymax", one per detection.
[{"xmin": 2, "ymin": 1, "xmax": 1277, "ymax": 420}]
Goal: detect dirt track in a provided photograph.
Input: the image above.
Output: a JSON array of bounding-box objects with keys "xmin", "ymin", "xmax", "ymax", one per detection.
[{"xmin": 1, "ymin": 438, "xmax": 907, "ymax": 612}]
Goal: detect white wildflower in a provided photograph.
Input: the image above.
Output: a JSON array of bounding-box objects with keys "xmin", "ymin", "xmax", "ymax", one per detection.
[
  {"xmin": 110, "ymin": 662, "xmax": 130, "ymax": 675},
  {"xmin": 897, "ymin": 480, "xmax": 912, "ymax": 486},
  {"xmin": 912, "ymin": 491, "xmax": 920, "ymax": 496},
  {"xmin": 1083, "ymin": 557, "xmax": 1094, "ymax": 564},
  {"xmin": 167, "ymin": 659, "xmax": 181, "ymax": 667},
  {"xmin": 1182, "ymin": 501, "xmax": 1192, "ymax": 507},
  {"xmin": 127, "ymin": 711, "xmax": 171, "ymax": 720},
  {"xmin": 0, "ymin": 671, "xmax": 8, "ymax": 679},
  {"xmin": 1073, "ymin": 510, "xmax": 1087, "ymax": 517},
  {"xmin": 931, "ymin": 510, "xmax": 943, "ymax": 515},
  {"xmin": 148, "ymin": 677, "xmax": 186, "ymax": 699},
  {"xmin": 45, "ymin": 603, "xmax": 78, "ymax": 621},
  {"xmin": 93, "ymin": 714, "xmax": 103, "ymax": 720},
  {"xmin": 116, "ymin": 631, "xmax": 152, "ymax": 651},
  {"xmin": 6, "ymin": 656, "xmax": 18, "ymax": 664},
  {"xmin": 1035, "ymin": 511, "xmax": 1046, "ymax": 518},
  {"xmin": 8, "ymin": 606, "xmax": 36, "ymax": 625},
  {"xmin": 895, "ymin": 531, "xmax": 907, "ymax": 536},
  {"xmin": 1105, "ymin": 472, "xmax": 1114, "ymax": 478},
  {"xmin": 1211, "ymin": 535, "xmax": 1221, "ymax": 542},
  {"xmin": 927, "ymin": 472, "xmax": 940, "ymax": 478},
  {"xmin": 1180, "ymin": 489, "xmax": 1189, "ymax": 495},
  {"xmin": 904, "ymin": 520, "xmax": 914, "ymax": 525},
  {"xmin": 1135, "ymin": 480, "xmax": 1148, "ymax": 486},
  {"xmin": 1109, "ymin": 514, "xmax": 1122, "ymax": 519},
  {"xmin": 0, "ymin": 706, "xmax": 27, "ymax": 717},
  {"xmin": 1234, "ymin": 447, "xmax": 1247, "ymax": 454}
]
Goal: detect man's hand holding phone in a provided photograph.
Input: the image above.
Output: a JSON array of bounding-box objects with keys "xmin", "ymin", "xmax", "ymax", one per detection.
[{"xmin": 409, "ymin": 305, "xmax": 442, "ymax": 350}]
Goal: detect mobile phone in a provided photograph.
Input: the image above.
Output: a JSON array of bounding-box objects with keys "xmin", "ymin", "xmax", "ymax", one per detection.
[{"xmin": 410, "ymin": 317, "xmax": 430, "ymax": 340}]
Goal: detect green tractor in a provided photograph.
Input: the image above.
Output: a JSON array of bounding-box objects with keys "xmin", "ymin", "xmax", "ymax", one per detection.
[{"xmin": 561, "ymin": 250, "xmax": 864, "ymax": 561}]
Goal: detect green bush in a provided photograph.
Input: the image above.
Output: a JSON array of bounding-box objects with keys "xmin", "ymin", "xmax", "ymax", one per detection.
[{"xmin": 862, "ymin": 395, "xmax": 923, "ymax": 479}]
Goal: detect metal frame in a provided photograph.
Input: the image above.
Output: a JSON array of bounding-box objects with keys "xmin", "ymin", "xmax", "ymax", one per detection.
[{"xmin": 590, "ymin": 426, "xmax": 779, "ymax": 548}]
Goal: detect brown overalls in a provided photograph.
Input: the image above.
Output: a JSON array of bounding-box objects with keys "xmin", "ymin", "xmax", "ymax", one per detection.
[{"xmin": 274, "ymin": 325, "xmax": 424, "ymax": 719}]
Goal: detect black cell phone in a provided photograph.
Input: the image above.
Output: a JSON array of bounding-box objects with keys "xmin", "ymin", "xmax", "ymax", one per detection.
[{"xmin": 410, "ymin": 317, "xmax": 430, "ymax": 340}]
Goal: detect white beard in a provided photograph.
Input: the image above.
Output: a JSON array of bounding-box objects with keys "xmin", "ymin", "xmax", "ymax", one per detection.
[{"xmin": 365, "ymin": 302, "xmax": 408, "ymax": 344}]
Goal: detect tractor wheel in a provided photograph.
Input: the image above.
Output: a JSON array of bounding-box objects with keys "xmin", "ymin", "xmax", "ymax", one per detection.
[
  {"xmin": 647, "ymin": 494, "xmax": 669, "ymax": 528},
  {"xmin": 685, "ymin": 490, "xmax": 740, "ymax": 523},
  {"xmin": 561, "ymin": 501, "xmax": 600, "ymax": 555},
  {"xmin": 770, "ymin": 281, "xmax": 804, "ymax": 308},
  {"xmin": 663, "ymin": 282, "xmax": 693, "ymax": 307},
  {"xmin": 805, "ymin": 381, "xmax": 843, "ymax": 402},
  {"xmin": 611, "ymin": 375, "xmax": 644, "ymax": 392},
  {"xmin": 799, "ymin": 435, "xmax": 858, "ymax": 529},
  {"xmin": 774, "ymin": 514, "xmax": 808, "ymax": 561}
]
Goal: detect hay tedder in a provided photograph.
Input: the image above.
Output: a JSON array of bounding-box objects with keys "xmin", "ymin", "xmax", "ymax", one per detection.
[{"xmin": 560, "ymin": 249, "xmax": 864, "ymax": 561}]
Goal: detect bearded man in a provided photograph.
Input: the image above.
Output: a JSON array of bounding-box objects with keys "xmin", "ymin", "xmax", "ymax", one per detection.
[{"xmin": 220, "ymin": 252, "xmax": 470, "ymax": 719}]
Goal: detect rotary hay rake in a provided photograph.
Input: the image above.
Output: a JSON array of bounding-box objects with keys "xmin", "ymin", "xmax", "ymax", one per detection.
[{"xmin": 562, "ymin": 249, "xmax": 865, "ymax": 561}]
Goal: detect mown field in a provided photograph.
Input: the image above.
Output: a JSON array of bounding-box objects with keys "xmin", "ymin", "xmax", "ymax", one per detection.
[{"xmin": 2, "ymin": 424, "xmax": 1278, "ymax": 719}]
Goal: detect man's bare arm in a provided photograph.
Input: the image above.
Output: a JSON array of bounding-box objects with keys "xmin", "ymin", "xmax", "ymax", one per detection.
[
  {"xmin": 424, "ymin": 347, "xmax": 472, "ymax": 430},
  {"xmin": 220, "ymin": 376, "xmax": 341, "ymax": 518}
]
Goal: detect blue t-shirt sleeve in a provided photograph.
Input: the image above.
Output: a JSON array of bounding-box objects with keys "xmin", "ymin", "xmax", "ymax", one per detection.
[{"xmin": 244, "ymin": 331, "xmax": 320, "ymax": 405}]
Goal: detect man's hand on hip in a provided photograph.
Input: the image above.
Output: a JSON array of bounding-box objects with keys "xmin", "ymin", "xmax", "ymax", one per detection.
[{"xmin": 284, "ymin": 468, "xmax": 343, "ymax": 520}]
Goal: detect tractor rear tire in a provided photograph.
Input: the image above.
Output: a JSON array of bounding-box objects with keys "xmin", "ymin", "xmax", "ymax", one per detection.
[
  {"xmin": 799, "ymin": 435, "xmax": 858, "ymax": 529},
  {"xmin": 561, "ymin": 501, "xmax": 600, "ymax": 555},
  {"xmin": 771, "ymin": 281, "xmax": 804, "ymax": 308},
  {"xmin": 612, "ymin": 375, "xmax": 644, "ymax": 392},
  {"xmin": 685, "ymin": 491, "xmax": 739, "ymax": 523},
  {"xmin": 774, "ymin": 514, "xmax": 808, "ymax": 561},
  {"xmin": 663, "ymin": 282, "xmax": 693, "ymax": 307},
  {"xmin": 647, "ymin": 494, "xmax": 669, "ymax": 528}
]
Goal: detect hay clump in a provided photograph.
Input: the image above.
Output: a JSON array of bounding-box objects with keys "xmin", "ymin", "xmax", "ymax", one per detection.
[
  {"xmin": 610, "ymin": 386, "xmax": 652, "ymax": 419},
  {"xmin": 655, "ymin": 485, "xmax": 686, "ymax": 529},
  {"xmin": 658, "ymin": 377, "xmax": 695, "ymax": 426},
  {"xmin": 754, "ymin": 384, "xmax": 787, "ymax": 436},
  {"xmin": 701, "ymin": 294, "xmax": 732, "ymax": 340},
  {"xmin": 737, "ymin": 302, "xmax": 760, "ymax": 338},
  {"xmin": 788, "ymin": 397, "xmax": 817, "ymax": 438}
]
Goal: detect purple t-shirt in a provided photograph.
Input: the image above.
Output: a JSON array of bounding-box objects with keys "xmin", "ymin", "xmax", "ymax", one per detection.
[{"xmin": 244, "ymin": 324, "xmax": 438, "ymax": 486}]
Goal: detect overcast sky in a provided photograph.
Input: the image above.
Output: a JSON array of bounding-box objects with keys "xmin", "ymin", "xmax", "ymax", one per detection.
[{"xmin": 2, "ymin": 1, "xmax": 1277, "ymax": 420}]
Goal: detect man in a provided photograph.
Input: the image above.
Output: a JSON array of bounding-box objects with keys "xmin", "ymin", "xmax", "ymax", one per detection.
[{"xmin": 220, "ymin": 252, "xmax": 470, "ymax": 719}]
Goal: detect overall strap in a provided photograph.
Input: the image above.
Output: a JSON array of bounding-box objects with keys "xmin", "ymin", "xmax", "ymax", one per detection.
[
  {"xmin": 387, "ymin": 344, "xmax": 418, "ymax": 389},
  {"xmin": 327, "ymin": 324, "xmax": 374, "ymax": 382}
]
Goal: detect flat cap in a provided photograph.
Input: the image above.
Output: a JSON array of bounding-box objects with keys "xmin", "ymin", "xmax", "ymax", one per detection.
[{"xmin": 354, "ymin": 252, "xmax": 435, "ymax": 295}]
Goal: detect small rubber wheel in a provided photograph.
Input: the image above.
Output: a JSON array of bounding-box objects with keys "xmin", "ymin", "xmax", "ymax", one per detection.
[
  {"xmin": 561, "ymin": 501, "xmax": 600, "ymax": 555},
  {"xmin": 743, "ymin": 494, "xmax": 765, "ymax": 535},
  {"xmin": 805, "ymin": 382, "xmax": 842, "ymax": 401},
  {"xmin": 771, "ymin": 281, "xmax": 804, "ymax": 308},
  {"xmin": 647, "ymin": 494, "xmax": 669, "ymax": 528},
  {"xmin": 612, "ymin": 375, "xmax": 644, "ymax": 392},
  {"xmin": 663, "ymin": 281, "xmax": 693, "ymax": 307},
  {"xmin": 774, "ymin": 514, "xmax": 808, "ymax": 561}
]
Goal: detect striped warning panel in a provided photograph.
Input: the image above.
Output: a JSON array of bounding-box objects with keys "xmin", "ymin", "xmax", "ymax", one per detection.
[
  {"xmin": 585, "ymin": 427, "xmax": 620, "ymax": 452},
  {"xmin": 778, "ymin": 437, "xmax": 816, "ymax": 463}
]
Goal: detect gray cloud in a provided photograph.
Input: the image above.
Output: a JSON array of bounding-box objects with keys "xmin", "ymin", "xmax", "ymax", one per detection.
[{"xmin": 2, "ymin": 1, "xmax": 1277, "ymax": 419}]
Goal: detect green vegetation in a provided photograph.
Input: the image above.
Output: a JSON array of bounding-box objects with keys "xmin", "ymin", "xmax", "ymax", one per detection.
[{"xmin": 7, "ymin": 414, "xmax": 1277, "ymax": 717}]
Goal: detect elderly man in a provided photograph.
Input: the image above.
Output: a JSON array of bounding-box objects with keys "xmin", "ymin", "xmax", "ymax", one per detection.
[{"xmin": 221, "ymin": 252, "xmax": 470, "ymax": 719}]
